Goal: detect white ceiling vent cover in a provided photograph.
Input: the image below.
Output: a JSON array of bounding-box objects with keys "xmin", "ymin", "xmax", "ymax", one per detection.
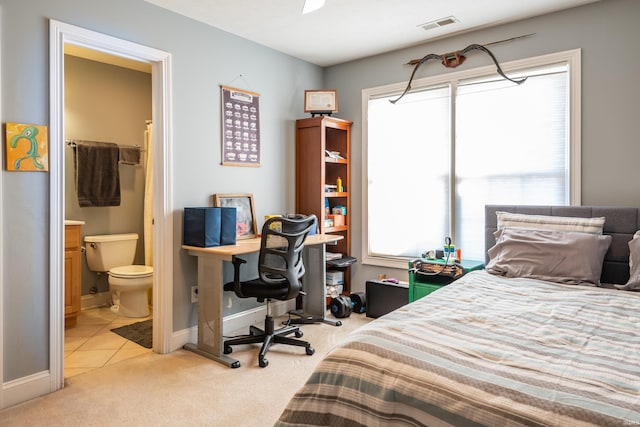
[{"xmin": 419, "ymin": 16, "xmax": 459, "ymax": 31}]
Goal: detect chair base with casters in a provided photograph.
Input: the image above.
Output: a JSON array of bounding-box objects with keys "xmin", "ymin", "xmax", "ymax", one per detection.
[
  {"xmin": 223, "ymin": 214, "xmax": 318, "ymax": 368},
  {"xmin": 285, "ymin": 309, "xmax": 342, "ymax": 327},
  {"xmin": 223, "ymin": 300, "xmax": 315, "ymax": 368}
]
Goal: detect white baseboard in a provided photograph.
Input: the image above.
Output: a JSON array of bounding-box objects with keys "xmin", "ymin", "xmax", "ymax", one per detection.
[
  {"xmin": 0, "ymin": 301, "xmax": 297, "ymax": 409},
  {"xmin": 1, "ymin": 370, "xmax": 51, "ymax": 410},
  {"xmin": 82, "ymin": 293, "xmax": 295, "ymax": 354},
  {"xmin": 170, "ymin": 300, "xmax": 295, "ymax": 352}
]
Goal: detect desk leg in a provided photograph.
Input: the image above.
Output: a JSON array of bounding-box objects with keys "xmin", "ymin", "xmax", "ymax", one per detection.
[
  {"xmin": 183, "ymin": 254, "xmax": 240, "ymax": 368},
  {"xmin": 289, "ymin": 244, "xmax": 341, "ymax": 327}
]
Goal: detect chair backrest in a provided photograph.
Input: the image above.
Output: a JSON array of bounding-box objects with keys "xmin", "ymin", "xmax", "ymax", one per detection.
[{"xmin": 258, "ymin": 214, "xmax": 317, "ymax": 300}]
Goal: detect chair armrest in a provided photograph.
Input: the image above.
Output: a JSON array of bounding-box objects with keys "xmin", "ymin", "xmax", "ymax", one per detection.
[
  {"xmin": 229, "ymin": 256, "xmax": 247, "ymax": 298},
  {"xmin": 232, "ymin": 256, "xmax": 247, "ymax": 267}
]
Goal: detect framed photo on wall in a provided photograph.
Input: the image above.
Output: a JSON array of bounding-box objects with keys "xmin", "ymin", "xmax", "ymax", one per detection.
[
  {"xmin": 213, "ymin": 193, "xmax": 258, "ymax": 239},
  {"xmin": 304, "ymin": 89, "xmax": 338, "ymax": 114}
]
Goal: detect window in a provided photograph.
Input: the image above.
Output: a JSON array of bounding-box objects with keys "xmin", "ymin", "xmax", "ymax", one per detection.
[{"xmin": 363, "ymin": 50, "xmax": 581, "ymax": 268}]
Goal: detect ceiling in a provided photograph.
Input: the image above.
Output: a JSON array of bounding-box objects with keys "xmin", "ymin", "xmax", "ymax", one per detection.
[
  {"xmin": 144, "ymin": 0, "xmax": 599, "ymax": 67},
  {"xmin": 65, "ymin": 44, "xmax": 152, "ymax": 73}
]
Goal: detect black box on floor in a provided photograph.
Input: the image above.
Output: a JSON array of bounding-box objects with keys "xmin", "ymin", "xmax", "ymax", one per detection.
[{"xmin": 365, "ymin": 280, "xmax": 409, "ymax": 318}]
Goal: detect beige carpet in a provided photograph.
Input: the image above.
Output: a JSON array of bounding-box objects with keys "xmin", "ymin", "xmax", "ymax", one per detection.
[{"xmin": 0, "ymin": 313, "xmax": 370, "ymax": 426}]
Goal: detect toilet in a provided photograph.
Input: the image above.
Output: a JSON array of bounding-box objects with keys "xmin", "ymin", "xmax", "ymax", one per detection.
[{"xmin": 84, "ymin": 233, "xmax": 153, "ymax": 318}]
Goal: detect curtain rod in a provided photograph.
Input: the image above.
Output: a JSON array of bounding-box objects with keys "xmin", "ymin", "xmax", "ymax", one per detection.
[{"xmin": 65, "ymin": 139, "xmax": 145, "ymax": 151}]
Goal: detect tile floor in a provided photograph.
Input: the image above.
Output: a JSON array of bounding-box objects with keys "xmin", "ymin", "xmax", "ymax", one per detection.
[{"xmin": 64, "ymin": 306, "xmax": 153, "ymax": 378}]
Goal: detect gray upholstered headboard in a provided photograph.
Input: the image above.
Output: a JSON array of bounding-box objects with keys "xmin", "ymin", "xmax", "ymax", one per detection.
[{"xmin": 485, "ymin": 205, "xmax": 640, "ymax": 285}]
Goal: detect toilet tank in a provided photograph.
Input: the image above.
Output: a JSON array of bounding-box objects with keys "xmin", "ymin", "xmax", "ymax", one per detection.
[{"xmin": 84, "ymin": 233, "xmax": 139, "ymax": 272}]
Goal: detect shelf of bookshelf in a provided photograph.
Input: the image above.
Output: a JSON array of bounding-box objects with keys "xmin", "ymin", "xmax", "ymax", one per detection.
[{"xmin": 296, "ymin": 116, "xmax": 353, "ymax": 295}]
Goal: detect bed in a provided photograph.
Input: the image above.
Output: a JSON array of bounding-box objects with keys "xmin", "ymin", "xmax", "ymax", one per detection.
[{"xmin": 276, "ymin": 206, "xmax": 640, "ymax": 427}]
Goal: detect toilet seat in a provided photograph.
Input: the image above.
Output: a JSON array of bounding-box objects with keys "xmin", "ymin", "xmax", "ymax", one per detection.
[{"xmin": 109, "ymin": 265, "xmax": 153, "ymax": 279}]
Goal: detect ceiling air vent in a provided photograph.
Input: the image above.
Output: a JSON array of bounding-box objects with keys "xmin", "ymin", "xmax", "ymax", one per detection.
[{"xmin": 419, "ymin": 16, "xmax": 459, "ymax": 32}]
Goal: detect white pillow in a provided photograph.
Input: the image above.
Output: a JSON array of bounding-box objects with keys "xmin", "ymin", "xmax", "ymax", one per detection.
[{"xmin": 496, "ymin": 211, "xmax": 605, "ymax": 235}]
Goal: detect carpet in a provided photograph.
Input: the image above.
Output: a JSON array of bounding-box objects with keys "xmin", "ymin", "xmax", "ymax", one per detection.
[
  {"xmin": 111, "ymin": 319, "xmax": 152, "ymax": 348},
  {"xmin": 2, "ymin": 313, "xmax": 371, "ymax": 426}
]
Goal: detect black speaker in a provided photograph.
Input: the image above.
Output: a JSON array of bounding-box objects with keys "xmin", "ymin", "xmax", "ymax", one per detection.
[
  {"xmin": 330, "ymin": 295, "xmax": 352, "ymax": 318},
  {"xmin": 365, "ymin": 280, "xmax": 409, "ymax": 318},
  {"xmin": 350, "ymin": 292, "xmax": 366, "ymax": 313}
]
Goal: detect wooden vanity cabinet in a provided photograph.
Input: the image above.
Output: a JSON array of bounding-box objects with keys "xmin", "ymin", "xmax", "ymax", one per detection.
[{"xmin": 64, "ymin": 224, "xmax": 82, "ymax": 328}]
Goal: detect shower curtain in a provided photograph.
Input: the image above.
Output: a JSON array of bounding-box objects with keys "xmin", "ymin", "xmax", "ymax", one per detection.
[{"xmin": 144, "ymin": 120, "xmax": 153, "ymax": 267}]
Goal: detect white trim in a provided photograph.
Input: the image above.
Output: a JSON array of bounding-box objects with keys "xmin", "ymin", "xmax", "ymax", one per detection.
[
  {"xmin": 49, "ymin": 20, "xmax": 65, "ymax": 395},
  {"xmin": 222, "ymin": 300, "xmax": 294, "ymax": 336},
  {"xmin": 150, "ymin": 51, "xmax": 175, "ymax": 356},
  {"xmin": 0, "ymin": 4, "xmax": 4, "ymax": 409},
  {"xmin": 44, "ymin": 19, "xmax": 173, "ymax": 403},
  {"xmin": 170, "ymin": 301, "xmax": 295, "ymax": 351},
  {"xmin": 2, "ymin": 371, "xmax": 51, "ymax": 409},
  {"xmin": 568, "ymin": 50, "xmax": 582, "ymax": 206},
  {"xmin": 361, "ymin": 49, "xmax": 582, "ymax": 269}
]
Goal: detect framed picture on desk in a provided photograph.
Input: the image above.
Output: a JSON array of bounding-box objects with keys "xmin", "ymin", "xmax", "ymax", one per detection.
[{"xmin": 213, "ymin": 193, "xmax": 258, "ymax": 239}]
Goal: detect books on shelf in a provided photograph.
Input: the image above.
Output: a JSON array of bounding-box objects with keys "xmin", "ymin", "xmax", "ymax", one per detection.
[
  {"xmin": 325, "ymin": 252, "xmax": 343, "ymax": 260},
  {"xmin": 325, "ymin": 150, "xmax": 344, "ymax": 159},
  {"xmin": 327, "ymin": 255, "xmax": 357, "ymax": 268}
]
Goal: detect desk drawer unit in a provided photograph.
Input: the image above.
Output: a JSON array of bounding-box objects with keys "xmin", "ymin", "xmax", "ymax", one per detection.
[{"xmin": 408, "ymin": 259, "xmax": 484, "ymax": 302}]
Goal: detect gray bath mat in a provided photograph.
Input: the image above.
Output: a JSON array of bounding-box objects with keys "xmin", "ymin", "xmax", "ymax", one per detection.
[{"xmin": 111, "ymin": 319, "xmax": 152, "ymax": 349}]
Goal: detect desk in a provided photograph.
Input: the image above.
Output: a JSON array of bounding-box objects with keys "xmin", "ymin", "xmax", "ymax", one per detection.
[{"xmin": 182, "ymin": 233, "xmax": 342, "ymax": 368}]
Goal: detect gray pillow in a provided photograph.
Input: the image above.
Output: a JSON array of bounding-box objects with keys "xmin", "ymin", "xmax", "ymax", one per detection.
[
  {"xmin": 615, "ymin": 230, "xmax": 640, "ymax": 291},
  {"xmin": 486, "ymin": 228, "xmax": 612, "ymax": 286}
]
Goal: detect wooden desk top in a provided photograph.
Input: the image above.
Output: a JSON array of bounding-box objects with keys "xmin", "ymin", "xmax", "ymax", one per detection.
[{"xmin": 182, "ymin": 233, "xmax": 343, "ymax": 257}]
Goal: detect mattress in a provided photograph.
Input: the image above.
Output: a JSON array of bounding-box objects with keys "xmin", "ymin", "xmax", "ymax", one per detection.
[{"xmin": 276, "ymin": 270, "xmax": 640, "ymax": 427}]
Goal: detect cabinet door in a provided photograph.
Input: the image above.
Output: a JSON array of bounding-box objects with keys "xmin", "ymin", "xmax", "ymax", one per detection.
[
  {"xmin": 411, "ymin": 282, "xmax": 445, "ymax": 302},
  {"xmin": 64, "ymin": 249, "xmax": 81, "ymax": 315}
]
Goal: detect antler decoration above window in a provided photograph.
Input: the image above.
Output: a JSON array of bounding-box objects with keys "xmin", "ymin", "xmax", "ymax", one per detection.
[{"xmin": 390, "ymin": 34, "xmax": 534, "ymax": 104}]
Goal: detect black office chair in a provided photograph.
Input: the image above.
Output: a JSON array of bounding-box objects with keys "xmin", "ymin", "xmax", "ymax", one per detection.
[{"xmin": 223, "ymin": 214, "xmax": 317, "ymax": 367}]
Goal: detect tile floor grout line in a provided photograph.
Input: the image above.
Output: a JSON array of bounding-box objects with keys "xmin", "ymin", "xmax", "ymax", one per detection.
[{"xmin": 64, "ymin": 306, "xmax": 153, "ymax": 377}]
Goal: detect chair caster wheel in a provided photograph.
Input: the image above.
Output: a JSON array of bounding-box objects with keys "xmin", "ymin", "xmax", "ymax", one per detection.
[
  {"xmin": 231, "ymin": 361, "xmax": 241, "ymax": 368},
  {"xmin": 306, "ymin": 346, "xmax": 315, "ymax": 356},
  {"xmin": 224, "ymin": 345, "xmax": 232, "ymax": 354},
  {"xmin": 259, "ymin": 358, "xmax": 269, "ymax": 368},
  {"xmin": 295, "ymin": 330, "xmax": 303, "ymax": 338}
]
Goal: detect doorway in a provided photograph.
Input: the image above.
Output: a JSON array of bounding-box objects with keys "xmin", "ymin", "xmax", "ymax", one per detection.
[{"xmin": 49, "ymin": 20, "xmax": 173, "ymax": 391}]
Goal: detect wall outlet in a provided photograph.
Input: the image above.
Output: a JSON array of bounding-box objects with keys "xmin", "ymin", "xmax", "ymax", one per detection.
[{"xmin": 191, "ymin": 285, "xmax": 198, "ymax": 303}]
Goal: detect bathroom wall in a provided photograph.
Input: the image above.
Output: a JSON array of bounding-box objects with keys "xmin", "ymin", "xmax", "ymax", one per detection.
[{"xmin": 64, "ymin": 55, "xmax": 152, "ymax": 296}]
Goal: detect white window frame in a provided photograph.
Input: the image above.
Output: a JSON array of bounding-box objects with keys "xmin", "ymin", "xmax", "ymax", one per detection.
[{"xmin": 361, "ymin": 49, "xmax": 582, "ymax": 269}]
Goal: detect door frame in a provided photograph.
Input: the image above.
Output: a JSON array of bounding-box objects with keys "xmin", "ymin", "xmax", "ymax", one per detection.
[{"xmin": 49, "ymin": 20, "xmax": 174, "ymax": 391}]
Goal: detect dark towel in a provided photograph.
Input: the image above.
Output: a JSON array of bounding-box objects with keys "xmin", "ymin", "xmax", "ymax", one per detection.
[
  {"xmin": 74, "ymin": 141, "xmax": 121, "ymax": 207},
  {"xmin": 119, "ymin": 145, "xmax": 141, "ymax": 165}
]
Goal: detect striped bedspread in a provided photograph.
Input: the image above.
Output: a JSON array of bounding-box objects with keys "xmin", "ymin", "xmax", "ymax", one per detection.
[{"xmin": 276, "ymin": 270, "xmax": 640, "ymax": 427}]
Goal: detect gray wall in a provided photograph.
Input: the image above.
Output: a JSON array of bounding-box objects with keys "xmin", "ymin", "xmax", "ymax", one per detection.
[
  {"xmin": 324, "ymin": 0, "xmax": 640, "ymax": 290},
  {"xmin": 65, "ymin": 55, "xmax": 152, "ymax": 296},
  {"xmin": 2, "ymin": 0, "xmax": 639, "ymax": 385},
  {"xmin": 1, "ymin": 0, "xmax": 322, "ymax": 381}
]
